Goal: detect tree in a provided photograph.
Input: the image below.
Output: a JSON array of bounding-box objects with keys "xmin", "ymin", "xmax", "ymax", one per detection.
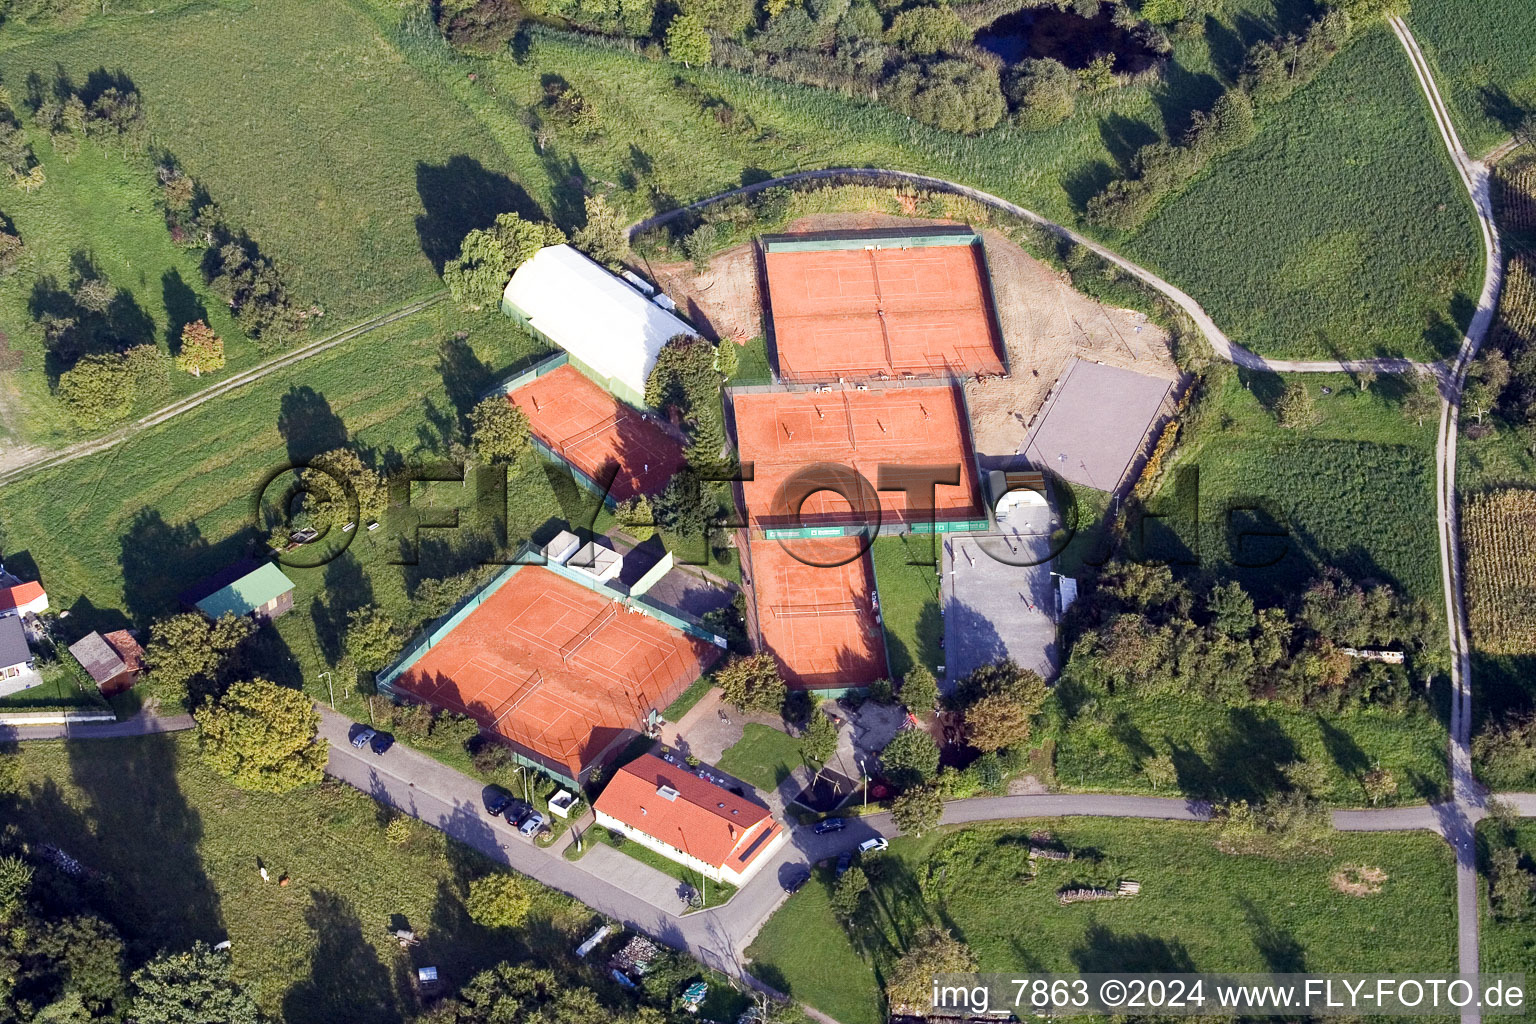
[
  {"xmin": 717, "ymin": 653, "xmax": 786, "ymax": 713},
  {"xmin": 58, "ymin": 352, "xmax": 135, "ymax": 426},
  {"xmin": 145, "ymin": 612, "xmax": 253, "ymax": 697},
  {"xmin": 1355, "ymin": 366, "xmax": 1377, "ymax": 392},
  {"xmin": 891, "ymin": 783, "xmax": 943, "ymax": 836},
  {"xmin": 665, "ymin": 12, "xmax": 712, "ymax": 66},
  {"xmin": 130, "ymin": 943, "xmax": 263, "ymax": 1024},
  {"xmin": 1213, "ymin": 790, "xmax": 1332, "ymax": 858},
  {"xmin": 571, "ymin": 194, "xmax": 630, "ymax": 268},
  {"xmin": 345, "ymin": 606, "xmax": 403, "ymax": 673},
  {"xmin": 952, "ymin": 661, "xmax": 1047, "ymax": 751},
  {"xmin": 1141, "ymin": 753, "xmax": 1176, "ymax": 791},
  {"xmin": 469, "ymin": 395, "xmax": 532, "ymax": 464},
  {"xmin": 28, "ymin": 913, "xmax": 128, "ymax": 1019},
  {"xmin": 444, "ymin": 212, "xmax": 565, "ymax": 307},
  {"xmin": 879, "ymin": 727, "xmax": 939, "ymax": 787},
  {"xmin": 1207, "ymin": 580, "xmax": 1254, "ymax": 636},
  {"xmin": 1465, "ymin": 350, "xmax": 1511, "ymax": 423},
  {"xmin": 0, "ymin": 854, "xmax": 31, "ymax": 924},
  {"xmin": 303, "ymin": 447, "xmax": 389, "ymax": 530},
  {"xmin": 682, "ymin": 223, "xmax": 718, "ymax": 274},
  {"xmin": 885, "ymin": 4, "xmax": 968, "ymax": 55},
  {"xmin": 1005, "ymin": 57, "xmax": 1075, "ymax": 130},
  {"xmin": 613, "ymin": 494, "xmax": 657, "ymax": 540},
  {"xmin": 885, "ymin": 926, "xmax": 976, "ymax": 1012},
  {"xmin": 1489, "ymin": 844, "xmax": 1533, "ymax": 920},
  {"xmin": 900, "ymin": 665, "xmax": 939, "ymax": 715},
  {"xmin": 1276, "ymin": 380, "xmax": 1317, "ymax": 428},
  {"xmin": 830, "ymin": 865, "xmax": 868, "ymax": 919},
  {"xmin": 800, "ymin": 709, "xmax": 838, "ymax": 775},
  {"xmin": 466, "ymin": 873, "xmax": 537, "ymax": 929},
  {"xmin": 174, "ymin": 319, "xmax": 225, "ymax": 377},
  {"xmin": 1401, "ymin": 369, "xmax": 1441, "ymax": 426},
  {"xmin": 194, "ymin": 679, "xmax": 326, "ymax": 793}
]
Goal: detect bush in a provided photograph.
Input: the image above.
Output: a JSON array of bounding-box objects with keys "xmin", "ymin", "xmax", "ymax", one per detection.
[
  {"xmin": 879, "ymin": 728, "xmax": 939, "ymax": 788},
  {"xmin": 465, "ymin": 873, "xmax": 536, "ymax": 929},
  {"xmin": 718, "ymin": 653, "xmax": 787, "ymax": 712},
  {"xmin": 883, "ymin": 59, "xmax": 1005, "ymax": 135},
  {"xmin": 58, "ymin": 352, "xmax": 135, "ymax": 427},
  {"xmin": 884, "ymin": 5, "xmax": 968, "ymax": 56},
  {"xmin": 440, "ymin": 0, "xmax": 523, "ymax": 52},
  {"xmin": 1005, "ymin": 57, "xmax": 1076, "ymax": 130}
]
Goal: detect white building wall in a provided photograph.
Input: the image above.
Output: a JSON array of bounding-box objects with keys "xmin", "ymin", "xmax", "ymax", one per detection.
[{"xmin": 593, "ymin": 809, "xmax": 786, "ymax": 886}]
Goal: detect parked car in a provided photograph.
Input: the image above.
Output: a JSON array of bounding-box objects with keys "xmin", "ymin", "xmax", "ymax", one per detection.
[
  {"xmin": 519, "ymin": 811, "xmax": 545, "ymax": 837},
  {"xmin": 782, "ymin": 870, "xmax": 811, "ymax": 894},
  {"xmin": 813, "ymin": 818, "xmax": 845, "ymax": 835},
  {"xmin": 858, "ymin": 837, "xmax": 889, "ymax": 854},
  {"xmin": 369, "ymin": 731, "xmax": 395, "ymax": 755},
  {"xmin": 504, "ymin": 801, "xmax": 533, "ymax": 827},
  {"xmin": 835, "ymin": 852, "xmax": 852, "ymax": 877},
  {"xmin": 483, "ymin": 787, "xmax": 513, "ymax": 817},
  {"xmin": 350, "ymin": 727, "xmax": 377, "ymax": 750}
]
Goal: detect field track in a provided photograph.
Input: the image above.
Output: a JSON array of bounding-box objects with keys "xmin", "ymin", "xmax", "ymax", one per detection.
[{"xmin": 0, "ymin": 293, "xmax": 446, "ymax": 488}]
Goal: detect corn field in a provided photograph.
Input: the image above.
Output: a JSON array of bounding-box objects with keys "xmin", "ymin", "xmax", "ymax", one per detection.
[
  {"xmin": 1496, "ymin": 155, "xmax": 1536, "ymax": 241},
  {"xmin": 1463, "ymin": 488, "xmax": 1536, "ymax": 654}
]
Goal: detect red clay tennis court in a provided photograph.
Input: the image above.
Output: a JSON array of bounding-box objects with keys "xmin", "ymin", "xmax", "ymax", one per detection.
[
  {"xmin": 508, "ymin": 364, "xmax": 685, "ymax": 503},
  {"xmin": 765, "ymin": 241, "xmax": 1005, "ymax": 381},
  {"xmin": 746, "ymin": 535, "xmax": 888, "ymax": 689},
  {"xmin": 395, "ymin": 567, "xmax": 716, "ymax": 778},
  {"xmin": 732, "ymin": 384, "xmax": 983, "ymax": 528}
]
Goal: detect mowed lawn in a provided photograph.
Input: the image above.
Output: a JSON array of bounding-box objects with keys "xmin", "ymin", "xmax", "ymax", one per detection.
[
  {"xmin": 716, "ymin": 723, "xmax": 803, "ymax": 792},
  {"xmin": 869, "ymin": 536, "xmax": 942, "ymax": 682},
  {"xmin": 1408, "ymin": 0, "xmax": 1536, "ymax": 155},
  {"xmin": 747, "ymin": 820, "xmax": 1456, "ymax": 1024},
  {"xmin": 1128, "ymin": 27, "xmax": 1483, "ymax": 362},
  {"xmin": 3, "ymin": 735, "xmax": 597, "ymax": 1024},
  {"xmin": 0, "ymin": 0, "xmax": 528, "ymax": 322}
]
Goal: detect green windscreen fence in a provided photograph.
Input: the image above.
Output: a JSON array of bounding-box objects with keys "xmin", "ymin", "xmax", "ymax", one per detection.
[{"xmin": 762, "ymin": 228, "xmax": 979, "ymax": 253}]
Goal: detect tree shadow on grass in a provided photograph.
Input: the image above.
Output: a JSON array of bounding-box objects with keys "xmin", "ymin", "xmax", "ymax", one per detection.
[
  {"xmin": 283, "ymin": 889, "xmax": 403, "ymax": 1024},
  {"xmin": 161, "ymin": 268, "xmax": 208, "ymax": 351},
  {"xmin": 55, "ymin": 732, "xmax": 226, "ymax": 961},
  {"xmin": 1071, "ymin": 920, "xmax": 1196, "ymax": 973},
  {"xmin": 278, "ymin": 385, "xmax": 349, "ymax": 465},
  {"xmin": 117, "ymin": 508, "xmax": 265, "ymax": 627},
  {"xmin": 309, "ymin": 552, "xmax": 375, "ymax": 668},
  {"xmin": 415, "ymin": 157, "xmax": 545, "ymax": 274},
  {"xmin": 1238, "ymin": 896, "xmax": 1306, "ymax": 973}
]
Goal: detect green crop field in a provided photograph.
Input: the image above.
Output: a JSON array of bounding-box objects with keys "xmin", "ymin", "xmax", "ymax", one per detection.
[
  {"xmin": 747, "ymin": 819, "xmax": 1455, "ymax": 1024},
  {"xmin": 1128, "ymin": 27, "xmax": 1483, "ymax": 362},
  {"xmin": 2, "ymin": 735, "xmax": 599, "ymax": 1024},
  {"xmin": 1408, "ymin": 1, "xmax": 1536, "ymax": 156}
]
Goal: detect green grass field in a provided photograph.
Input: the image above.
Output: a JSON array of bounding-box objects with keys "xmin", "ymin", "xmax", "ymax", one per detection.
[
  {"xmin": 716, "ymin": 722, "xmax": 801, "ymax": 792},
  {"xmin": 1479, "ymin": 821, "xmax": 1536, "ymax": 993},
  {"xmin": 1408, "ymin": 0, "xmax": 1536, "ymax": 156},
  {"xmin": 1147, "ymin": 366, "xmax": 1442, "ymax": 605},
  {"xmin": 868, "ymin": 536, "xmax": 942, "ymax": 682},
  {"xmin": 747, "ymin": 819, "xmax": 1456, "ymax": 1024},
  {"xmin": 0, "ymin": 0, "xmax": 526, "ymax": 324},
  {"xmin": 0, "ymin": 135, "xmax": 250, "ymax": 444},
  {"xmin": 1052, "ymin": 693, "xmax": 1450, "ymax": 804},
  {"xmin": 1128, "ymin": 27, "xmax": 1483, "ymax": 362},
  {"xmin": 0, "ymin": 301, "xmax": 610, "ymax": 713},
  {"xmin": 2, "ymin": 735, "xmax": 599, "ymax": 1024}
]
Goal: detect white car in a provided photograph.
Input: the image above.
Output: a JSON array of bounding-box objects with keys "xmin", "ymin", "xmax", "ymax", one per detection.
[{"xmin": 858, "ymin": 837, "xmax": 888, "ymax": 854}]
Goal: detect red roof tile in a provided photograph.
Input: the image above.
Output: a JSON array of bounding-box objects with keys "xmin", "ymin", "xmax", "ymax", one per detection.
[
  {"xmin": 0, "ymin": 581, "xmax": 45, "ymax": 612},
  {"xmin": 595, "ymin": 754, "xmax": 780, "ymax": 871}
]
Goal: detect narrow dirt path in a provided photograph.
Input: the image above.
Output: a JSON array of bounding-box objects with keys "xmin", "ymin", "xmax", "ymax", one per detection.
[
  {"xmin": 0, "ymin": 293, "xmax": 446, "ymax": 489},
  {"xmin": 1391, "ymin": 14, "xmax": 1505, "ymax": 1014}
]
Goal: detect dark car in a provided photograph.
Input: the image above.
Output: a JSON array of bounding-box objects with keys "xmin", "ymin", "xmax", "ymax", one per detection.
[
  {"xmin": 782, "ymin": 870, "xmax": 811, "ymax": 895},
  {"xmin": 504, "ymin": 801, "xmax": 533, "ymax": 828},
  {"xmin": 483, "ymin": 787, "xmax": 513, "ymax": 818},
  {"xmin": 813, "ymin": 818, "xmax": 845, "ymax": 835},
  {"xmin": 369, "ymin": 731, "xmax": 395, "ymax": 755},
  {"xmin": 835, "ymin": 851, "xmax": 852, "ymax": 878}
]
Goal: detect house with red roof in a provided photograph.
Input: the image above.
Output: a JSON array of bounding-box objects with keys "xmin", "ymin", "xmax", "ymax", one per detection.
[
  {"xmin": 0, "ymin": 579, "xmax": 47, "ymax": 619},
  {"xmin": 593, "ymin": 754, "xmax": 786, "ymax": 886}
]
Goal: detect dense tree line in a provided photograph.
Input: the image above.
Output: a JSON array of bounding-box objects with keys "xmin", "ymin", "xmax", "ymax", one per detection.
[{"xmin": 1062, "ymin": 563, "xmax": 1431, "ymax": 711}]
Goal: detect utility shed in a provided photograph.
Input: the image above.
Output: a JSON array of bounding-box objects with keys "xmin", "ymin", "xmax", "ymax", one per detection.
[
  {"xmin": 68, "ymin": 630, "xmax": 145, "ymax": 694},
  {"xmin": 180, "ymin": 559, "xmax": 296, "ymax": 622},
  {"xmin": 501, "ymin": 245, "xmax": 697, "ymax": 406}
]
